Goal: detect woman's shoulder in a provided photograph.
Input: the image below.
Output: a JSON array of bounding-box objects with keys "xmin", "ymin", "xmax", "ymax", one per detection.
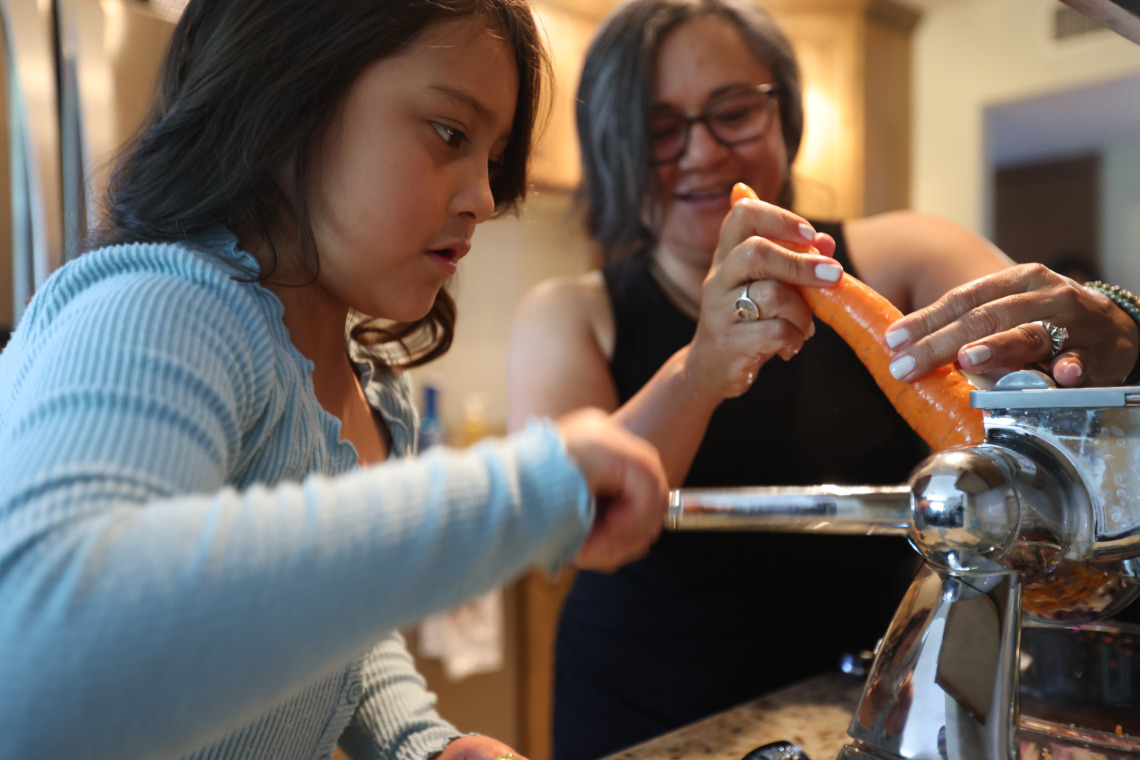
[
  {"xmin": 513, "ymin": 270, "xmax": 616, "ymax": 361},
  {"xmin": 519, "ymin": 270, "xmax": 609, "ymax": 325}
]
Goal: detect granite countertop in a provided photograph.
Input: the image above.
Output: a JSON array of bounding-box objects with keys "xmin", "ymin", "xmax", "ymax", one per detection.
[{"xmin": 601, "ymin": 673, "xmax": 865, "ymax": 760}]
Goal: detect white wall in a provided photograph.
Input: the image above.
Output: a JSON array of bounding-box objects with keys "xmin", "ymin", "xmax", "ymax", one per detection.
[
  {"xmin": 1102, "ymin": 140, "xmax": 1140, "ymax": 289},
  {"xmin": 913, "ymin": 0, "xmax": 1140, "ymax": 271}
]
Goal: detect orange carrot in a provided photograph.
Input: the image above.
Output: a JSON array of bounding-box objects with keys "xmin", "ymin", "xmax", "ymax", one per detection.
[{"xmin": 731, "ymin": 182, "xmax": 983, "ymax": 451}]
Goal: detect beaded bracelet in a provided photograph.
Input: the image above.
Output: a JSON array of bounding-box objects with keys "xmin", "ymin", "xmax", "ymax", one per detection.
[{"xmin": 1085, "ymin": 280, "xmax": 1140, "ymax": 385}]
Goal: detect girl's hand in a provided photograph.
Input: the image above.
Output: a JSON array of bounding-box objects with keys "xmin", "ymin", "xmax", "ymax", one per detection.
[
  {"xmin": 686, "ymin": 196, "xmax": 840, "ymax": 399},
  {"xmin": 556, "ymin": 409, "xmax": 668, "ymax": 572},
  {"xmin": 883, "ymin": 263, "xmax": 1140, "ymax": 387},
  {"xmin": 434, "ymin": 735, "xmax": 525, "ymax": 760}
]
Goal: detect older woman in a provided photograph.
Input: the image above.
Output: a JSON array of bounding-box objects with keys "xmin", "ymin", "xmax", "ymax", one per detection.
[{"xmin": 507, "ymin": 0, "xmax": 1140, "ymax": 758}]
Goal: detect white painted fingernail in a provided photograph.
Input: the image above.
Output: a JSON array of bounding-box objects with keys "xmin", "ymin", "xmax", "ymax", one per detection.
[
  {"xmin": 889, "ymin": 354, "xmax": 916, "ymax": 380},
  {"xmin": 963, "ymin": 344, "xmax": 992, "ymax": 367},
  {"xmin": 815, "ymin": 262, "xmax": 842, "ymax": 282},
  {"xmin": 885, "ymin": 328, "xmax": 909, "ymax": 349},
  {"xmin": 799, "ymin": 223, "xmax": 816, "ymax": 241}
]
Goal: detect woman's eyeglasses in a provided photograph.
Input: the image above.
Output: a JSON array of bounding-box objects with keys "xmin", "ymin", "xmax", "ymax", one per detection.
[{"xmin": 649, "ymin": 83, "xmax": 780, "ymax": 165}]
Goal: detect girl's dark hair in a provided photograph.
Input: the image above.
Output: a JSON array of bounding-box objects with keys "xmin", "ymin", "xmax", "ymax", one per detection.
[
  {"xmin": 576, "ymin": 0, "xmax": 802, "ymax": 263},
  {"xmin": 92, "ymin": 0, "xmax": 547, "ymax": 370}
]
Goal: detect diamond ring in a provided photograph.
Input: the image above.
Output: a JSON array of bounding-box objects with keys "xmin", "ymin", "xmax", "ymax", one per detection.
[{"xmin": 1034, "ymin": 320, "xmax": 1069, "ymax": 358}]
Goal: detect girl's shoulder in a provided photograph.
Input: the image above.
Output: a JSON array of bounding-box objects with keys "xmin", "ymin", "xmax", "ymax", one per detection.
[
  {"xmin": 2, "ymin": 233, "xmax": 290, "ymax": 441},
  {"xmin": 9, "ymin": 232, "xmax": 290, "ymax": 406},
  {"xmin": 24, "ymin": 232, "xmax": 272, "ymax": 338}
]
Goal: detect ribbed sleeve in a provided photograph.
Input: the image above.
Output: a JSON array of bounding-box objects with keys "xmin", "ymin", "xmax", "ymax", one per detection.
[
  {"xmin": 0, "ymin": 241, "xmax": 592, "ymax": 760},
  {"xmin": 338, "ymin": 633, "xmax": 459, "ymax": 760}
]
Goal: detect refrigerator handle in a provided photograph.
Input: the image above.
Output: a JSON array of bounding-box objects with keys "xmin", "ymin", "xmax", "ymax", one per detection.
[{"xmin": 2, "ymin": 0, "xmax": 64, "ymax": 325}]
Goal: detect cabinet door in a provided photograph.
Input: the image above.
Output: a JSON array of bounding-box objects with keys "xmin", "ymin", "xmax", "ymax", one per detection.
[
  {"xmin": 528, "ymin": 3, "xmax": 590, "ymax": 190},
  {"xmin": 772, "ymin": 7, "xmax": 868, "ymax": 220},
  {"xmin": 529, "ymin": 0, "xmax": 614, "ymax": 190},
  {"xmin": 519, "ymin": 568, "xmax": 577, "ymax": 760},
  {"xmin": 768, "ymin": 0, "xmax": 918, "ymax": 219}
]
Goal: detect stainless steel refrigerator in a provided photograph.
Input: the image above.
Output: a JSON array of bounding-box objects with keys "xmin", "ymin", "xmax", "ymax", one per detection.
[{"xmin": 1, "ymin": 0, "xmax": 177, "ymax": 337}]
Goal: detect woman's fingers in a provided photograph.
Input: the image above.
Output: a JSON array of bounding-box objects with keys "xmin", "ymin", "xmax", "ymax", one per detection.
[
  {"xmin": 718, "ymin": 233, "xmax": 842, "ymax": 290},
  {"xmin": 884, "ymin": 263, "xmax": 1139, "ymax": 386},
  {"xmin": 707, "ymin": 233, "xmax": 840, "ymax": 344},
  {"xmin": 957, "ymin": 321, "xmax": 1059, "ymax": 371},
  {"xmin": 690, "ymin": 274, "xmax": 816, "ymax": 397},
  {"xmin": 732, "ymin": 278, "xmax": 815, "ymax": 336},
  {"xmin": 887, "ymin": 295, "xmax": 1064, "ymax": 382},
  {"xmin": 719, "ymin": 196, "xmax": 819, "ymax": 262},
  {"xmin": 720, "ymin": 195, "xmax": 841, "ymax": 283},
  {"xmin": 885, "ymin": 263, "xmax": 1056, "ymax": 353},
  {"xmin": 684, "ymin": 199, "xmax": 844, "ymax": 401}
]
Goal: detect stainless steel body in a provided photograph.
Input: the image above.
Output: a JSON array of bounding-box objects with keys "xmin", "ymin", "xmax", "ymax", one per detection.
[
  {"xmin": 667, "ymin": 485, "xmax": 910, "ymax": 536},
  {"xmin": 4, "ymin": 0, "xmax": 174, "ymax": 325},
  {"xmin": 3, "ymin": 0, "xmax": 65, "ymax": 321},
  {"xmin": 667, "ymin": 371, "xmax": 1140, "ymax": 759}
]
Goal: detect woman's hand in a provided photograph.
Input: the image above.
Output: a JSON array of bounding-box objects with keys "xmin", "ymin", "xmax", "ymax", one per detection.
[
  {"xmin": 883, "ymin": 263, "xmax": 1140, "ymax": 387},
  {"xmin": 434, "ymin": 735, "xmax": 524, "ymax": 760},
  {"xmin": 556, "ymin": 409, "xmax": 669, "ymax": 572},
  {"xmin": 683, "ymin": 196, "xmax": 841, "ymax": 400}
]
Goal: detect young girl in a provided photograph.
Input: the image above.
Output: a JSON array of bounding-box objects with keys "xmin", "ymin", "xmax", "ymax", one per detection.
[{"xmin": 0, "ymin": 1, "xmax": 667, "ymax": 759}]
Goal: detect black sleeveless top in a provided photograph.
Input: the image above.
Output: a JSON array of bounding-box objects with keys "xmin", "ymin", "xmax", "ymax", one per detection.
[{"xmin": 552, "ymin": 222, "xmax": 930, "ymax": 760}]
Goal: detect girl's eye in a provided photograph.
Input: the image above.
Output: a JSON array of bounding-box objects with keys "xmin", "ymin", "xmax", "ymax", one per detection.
[{"xmin": 432, "ymin": 122, "xmax": 467, "ymax": 148}]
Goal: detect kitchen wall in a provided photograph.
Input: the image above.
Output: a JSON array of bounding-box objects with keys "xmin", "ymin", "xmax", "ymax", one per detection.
[
  {"xmin": 913, "ymin": 0, "xmax": 1140, "ymax": 289},
  {"xmin": 1103, "ymin": 139, "xmax": 1140, "ymax": 290},
  {"xmin": 407, "ymin": 190, "xmax": 599, "ymax": 442}
]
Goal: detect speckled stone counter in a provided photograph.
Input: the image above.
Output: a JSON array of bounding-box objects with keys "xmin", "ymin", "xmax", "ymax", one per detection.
[{"xmin": 601, "ymin": 673, "xmax": 865, "ymax": 760}]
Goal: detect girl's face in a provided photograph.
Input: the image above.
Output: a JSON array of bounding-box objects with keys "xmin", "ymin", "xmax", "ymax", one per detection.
[
  {"xmin": 305, "ymin": 16, "xmax": 518, "ymax": 322},
  {"xmin": 652, "ymin": 15, "xmax": 788, "ymax": 268}
]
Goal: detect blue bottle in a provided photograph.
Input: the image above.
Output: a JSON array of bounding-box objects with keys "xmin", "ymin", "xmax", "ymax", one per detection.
[{"xmin": 419, "ymin": 383, "xmax": 445, "ymax": 450}]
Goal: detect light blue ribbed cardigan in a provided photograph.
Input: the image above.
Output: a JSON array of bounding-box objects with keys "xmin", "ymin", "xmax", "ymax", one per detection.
[{"xmin": 0, "ymin": 230, "xmax": 591, "ymax": 760}]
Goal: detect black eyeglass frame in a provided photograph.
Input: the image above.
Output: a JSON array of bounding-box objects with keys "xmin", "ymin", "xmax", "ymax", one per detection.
[{"xmin": 648, "ymin": 83, "xmax": 781, "ymax": 166}]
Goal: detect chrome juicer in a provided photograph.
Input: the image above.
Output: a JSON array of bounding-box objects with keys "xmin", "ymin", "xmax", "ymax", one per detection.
[{"xmin": 667, "ymin": 371, "xmax": 1140, "ymax": 759}]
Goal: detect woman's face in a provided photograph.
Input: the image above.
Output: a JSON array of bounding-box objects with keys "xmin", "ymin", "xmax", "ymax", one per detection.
[
  {"xmin": 652, "ymin": 15, "xmax": 788, "ymax": 267},
  {"xmin": 303, "ymin": 16, "xmax": 518, "ymax": 322}
]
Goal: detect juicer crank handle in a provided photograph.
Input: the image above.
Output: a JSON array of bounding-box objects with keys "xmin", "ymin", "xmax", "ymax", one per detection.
[{"xmin": 667, "ymin": 485, "xmax": 912, "ymax": 536}]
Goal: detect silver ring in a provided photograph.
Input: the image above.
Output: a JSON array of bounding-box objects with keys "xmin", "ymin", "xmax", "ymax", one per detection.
[
  {"xmin": 1034, "ymin": 320, "xmax": 1069, "ymax": 358},
  {"xmin": 733, "ymin": 284, "xmax": 760, "ymax": 322}
]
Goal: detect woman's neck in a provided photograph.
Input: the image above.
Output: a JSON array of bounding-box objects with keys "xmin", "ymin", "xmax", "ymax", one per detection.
[{"xmin": 649, "ymin": 247, "xmax": 708, "ymax": 320}]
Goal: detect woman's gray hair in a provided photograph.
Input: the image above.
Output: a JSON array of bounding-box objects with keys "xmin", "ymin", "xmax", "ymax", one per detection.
[{"xmin": 575, "ymin": 0, "xmax": 802, "ymax": 263}]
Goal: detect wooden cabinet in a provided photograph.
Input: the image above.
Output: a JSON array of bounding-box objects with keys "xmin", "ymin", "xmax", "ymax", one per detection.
[
  {"xmin": 526, "ymin": 0, "xmax": 918, "ymax": 212},
  {"xmin": 528, "ymin": 0, "xmax": 616, "ymax": 190},
  {"xmin": 766, "ymin": 0, "xmax": 919, "ymax": 220},
  {"xmin": 517, "ymin": 568, "xmax": 577, "ymax": 760}
]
